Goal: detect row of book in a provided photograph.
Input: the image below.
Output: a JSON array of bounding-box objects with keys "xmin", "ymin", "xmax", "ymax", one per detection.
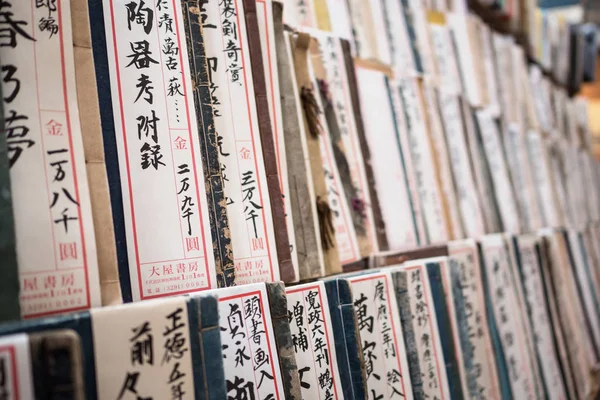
[
  {"xmin": 1, "ymin": 229, "xmax": 600, "ymax": 400},
  {"xmin": 2, "ymin": 0, "xmax": 599, "ymax": 321}
]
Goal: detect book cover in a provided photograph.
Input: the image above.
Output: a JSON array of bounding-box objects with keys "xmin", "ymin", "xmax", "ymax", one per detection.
[
  {"xmin": 180, "ymin": 0, "xmax": 235, "ymax": 288},
  {"xmin": 354, "ymin": 64, "xmax": 419, "ymax": 250},
  {"xmin": 309, "ymin": 39, "xmax": 363, "ymax": 266},
  {"xmin": 514, "ymin": 235, "xmax": 569, "ymax": 400},
  {"xmin": 266, "ymin": 282, "xmax": 302, "ymax": 400},
  {"xmin": 90, "ymin": 0, "xmax": 219, "ymax": 301},
  {"xmin": 2, "ymin": 0, "xmax": 102, "ymax": 317},
  {"xmin": 285, "ymin": 282, "xmax": 345, "ymax": 399},
  {"xmin": 390, "ymin": 261, "xmax": 450, "ymax": 400},
  {"xmin": 292, "ymin": 32, "xmax": 341, "ymax": 275},
  {"xmin": 208, "ymin": 283, "xmax": 287, "ymax": 400},
  {"xmin": 256, "ymin": 0, "xmax": 300, "ymax": 280},
  {"xmin": 323, "ymin": 278, "xmax": 367, "ymax": 399},
  {"xmin": 341, "ymin": 40, "xmax": 388, "ymax": 252},
  {"xmin": 201, "ymin": 0, "xmax": 283, "ymax": 285},
  {"xmin": 242, "ymin": 0, "xmax": 295, "ymax": 282},
  {"xmin": 346, "ymin": 271, "xmax": 414, "ymax": 400},
  {"xmin": 447, "ymin": 240, "xmax": 502, "ymax": 400},
  {"xmin": 0, "ymin": 331, "xmax": 85, "ymax": 400},
  {"xmin": 273, "ymin": 1, "xmax": 324, "ymax": 280}
]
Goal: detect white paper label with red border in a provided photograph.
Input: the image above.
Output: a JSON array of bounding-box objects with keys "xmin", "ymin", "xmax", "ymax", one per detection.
[
  {"xmin": 209, "ymin": 283, "xmax": 285, "ymax": 400},
  {"xmin": 0, "ymin": 334, "xmax": 34, "ymax": 400},
  {"xmin": 202, "ymin": 0, "xmax": 279, "ymax": 284},
  {"xmin": 92, "ymin": 297, "xmax": 195, "ymax": 399},
  {"xmin": 347, "ymin": 271, "xmax": 413, "ymax": 400},
  {"xmin": 286, "ymin": 282, "xmax": 344, "ymax": 399},
  {"xmin": 1, "ymin": 0, "xmax": 101, "ymax": 317}
]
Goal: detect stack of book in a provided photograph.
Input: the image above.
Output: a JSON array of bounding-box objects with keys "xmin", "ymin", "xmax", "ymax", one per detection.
[{"xmin": 0, "ymin": 0, "xmax": 599, "ymax": 398}]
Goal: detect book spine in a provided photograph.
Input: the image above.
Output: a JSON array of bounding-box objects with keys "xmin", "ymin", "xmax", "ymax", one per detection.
[
  {"xmin": 427, "ymin": 262, "xmax": 465, "ymax": 400},
  {"xmin": 86, "ymin": 0, "xmax": 133, "ymax": 301},
  {"xmin": 391, "ymin": 271, "xmax": 426, "ymax": 399},
  {"xmin": 29, "ymin": 330, "xmax": 85, "ymax": 400},
  {"xmin": 272, "ymin": 1, "xmax": 323, "ymax": 280},
  {"xmin": 0, "ymin": 73, "xmax": 20, "ymax": 322},
  {"xmin": 188, "ymin": 296, "xmax": 227, "ymax": 400},
  {"xmin": 181, "ymin": 0, "xmax": 235, "ymax": 287},
  {"xmin": 242, "ymin": 0, "xmax": 294, "ymax": 282},
  {"xmin": 324, "ymin": 280, "xmax": 367, "ymax": 400},
  {"xmin": 266, "ymin": 282, "xmax": 302, "ymax": 400},
  {"xmin": 72, "ymin": 0, "xmax": 122, "ymax": 306},
  {"xmin": 341, "ymin": 40, "xmax": 389, "ymax": 251}
]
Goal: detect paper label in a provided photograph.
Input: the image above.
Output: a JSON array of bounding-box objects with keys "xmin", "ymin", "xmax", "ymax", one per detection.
[
  {"xmin": 214, "ymin": 283, "xmax": 285, "ymax": 400},
  {"xmin": 355, "ymin": 67, "xmax": 417, "ymax": 249},
  {"xmin": 438, "ymin": 93, "xmax": 484, "ymax": 238},
  {"xmin": 347, "ymin": 272, "xmax": 412, "ymax": 400},
  {"xmin": 448, "ymin": 240, "xmax": 501, "ymax": 400},
  {"xmin": 202, "ymin": 0, "xmax": 279, "ymax": 284},
  {"xmin": 324, "ymin": 0, "xmax": 354, "ymax": 47},
  {"xmin": 285, "ymin": 282, "xmax": 344, "ymax": 399},
  {"xmin": 428, "ymin": 19, "xmax": 461, "ymax": 95},
  {"xmin": 481, "ymin": 236, "xmax": 537, "ymax": 400},
  {"xmin": 526, "ymin": 132, "xmax": 558, "ymax": 227},
  {"xmin": 313, "ymin": 33, "xmax": 378, "ymax": 251},
  {"xmin": 92, "ymin": 297, "xmax": 195, "ymax": 399},
  {"xmin": 284, "ymin": 0, "xmax": 317, "ymax": 28},
  {"xmin": 398, "ymin": 79, "xmax": 448, "ymax": 243},
  {"xmin": 368, "ymin": 0, "xmax": 392, "ymax": 65},
  {"xmin": 0, "ymin": 334, "xmax": 34, "ymax": 400},
  {"xmin": 102, "ymin": 0, "xmax": 217, "ymax": 299},
  {"xmin": 1, "ymin": 0, "xmax": 101, "ymax": 316},
  {"xmin": 476, "ymin": 110, "xmax": 520, "ymax": 234},
  {"xmin": 516, "ymin": 236, "xmax": 567, "ymax": 400},
  {"xmin": 257, "ymin": 0, "xmax": 299, "ymax": 275},
  {"xmin": 381, "ymin": 0, "xmax": 415, "ymax": 74},
  {"xmin": 397, "ymin": 262, "xmax": 450, "ymax": 400}
]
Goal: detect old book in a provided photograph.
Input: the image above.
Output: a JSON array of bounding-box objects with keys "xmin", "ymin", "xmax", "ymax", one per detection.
[
  {"xmin": 323, "ymin": 278, "xmax": 367, "ymax": 399},
  {"xmin": 354, "ymin": 63, "xmax": 419, "ymax": 250},
  {"xmin": 447, "ymin": 240, "xmax": 502, "ymax": 400},
  {"xmin": 180, "ymin": 0, "xmax": 235, "ymax": 288},
  {"xmin": 380, "ymin": 0, "xmax": 418, "ymax": 74},
  {"xmin": 285, "ymin": 282, "xmax": 344, "ymax": 399},
  {"xmin": 265, "ymin": 282, "xmax": 302, "ymax": 400},
  {"xmin": 0, "ymin": 313, "xmax": 96, "ymax": 398},
  {"xmin": 0, "ymin": 68, "xmax": 20, "ymax": 322},
  {"xmin": 0, "ymin": 331, "xmax": 85, "ymax": 400},
  {"xmin": 540, "ymin": 230, "xmax": 598, "ymax": 398},
  {"xmin": 426, "ymin": 10, "xmax": 463, "ymax": 96},
  {"xmin": 310, "ymin": 31, "xmax": 375, "ymax": 256},
  {"xmin": 256, "ymin": 0, "xmax": 299, "ymax": 280},
  {"xmin": 90, "ymin": 0, "xmax": 219, "ymax": 300},
  {"xmin": 475, "ymin": 109, "xmax": 521, "ymax": 234},
  {"xmin": 201, "ymin": 0, "xmax": 289, "ymax": 285},
  {"xmin": 437, "ymin": 93, "xmax": 486, "ymax": 238},
  {"xmin": 308, "ymin": 38, "xmax": 363, "ymax": 266},
  {"xmin": 2, "ymin": 0, "xmax": 102, "ymax": 317},
  {"xmin": 72, "ymin": 0, "xmax": 121, "ymax": 306},
  {"xmin": 291, "ymin": 32, "xmax": 341, "ymax": 275},
  {"xmin": 207, "ymin": 283, "xmax": 288, "ymax": 400},
  {"xmin": 324, "ymin": 0, "xmax": 354, "ymax": 47},
  {"xmin": 187, "ymin": 295, "xmax": 227, "ymax": 400},
  {"xmin": 513, "ymin": 235, "xmax": 569, "ymax": 400},
  {"xmin": 391, "ymin": 260, "xmax": 452, "ymax": 400},
  {"xmin": 341, "ymin": 41, "xmax": 388, "ymax": 251},
  {"xmin": 273, "ymin": 3, "xmax": 324, "ymax": 280},
  {"xmin": 242, "ymin": 0, "xmax": 294, "ymax": 282},
  {"xmin": 480, "ymin": 235, "xmax": 544, "ymax": 399},
  {"xmin": 346, "ymin": 0, "xmax": 379, "ymax": 61},
  {"xmin": 346, "ymin": 271, "xmax": 414, "ymax": 399},
  {"xmin": 91, "ymin": 295, "xmax": 223, "ymax": 400}
]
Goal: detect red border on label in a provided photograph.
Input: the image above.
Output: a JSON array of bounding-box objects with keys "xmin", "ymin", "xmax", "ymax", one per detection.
[
  {"xmin": 0, "ymin": 346, "xmax": 20, "ymax": 400},
  {"xmin": 219, "ymin": 290, "xmax": 281, "ymax": 400},
  {"xmin": 286, "ymin": 285, "xmax": 340, "ymax": 399},
  {"xmin": 108, "ymin": 0, "xmax": 211, "ymax": 299}
]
